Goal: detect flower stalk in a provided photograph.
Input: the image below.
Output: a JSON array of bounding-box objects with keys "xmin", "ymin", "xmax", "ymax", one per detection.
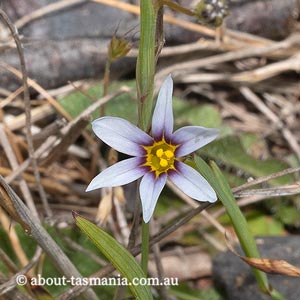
[
  {"xmin": 136, "ymin": 0, "xmax": 157, "ymax": 132},
  {"xmin": 136, "ymin": 0, "xmax": 158, "ymax": 275}
]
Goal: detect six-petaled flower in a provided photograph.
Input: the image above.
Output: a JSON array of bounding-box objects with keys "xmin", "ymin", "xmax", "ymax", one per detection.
[{"xmin": 86, "ymin": 75, "xmax": 219, "ymax": 223}]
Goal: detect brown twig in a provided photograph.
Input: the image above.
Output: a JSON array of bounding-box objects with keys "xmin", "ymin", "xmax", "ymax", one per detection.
[
  {"xmin": 150, "ymin": 221, "xmax": 169, "ymax": 300},
  {"xmin": 0, "ymin": 63, "xmax": 73, "ymax": 125},
  {"xmin": 176, "ymin": 53, "xmax": 300, "ymax": 83},
  {"xmin": 4, "ymin": 104, "xmax": 54, "ymax": 132},
  {"xmin": 0, "ymin": 207, "xmax": 35, "ymax": 278},
  {"xmin": 225, "ymin": 54, "xmax": 300, "ymax": 83},
  {"xmin": 0, "ymin": 62, "xmax": 98, "ymax": 146},
  {"xmin": 0, "ymin": 247, "xmax": 18, "ymax": 274},
  {"xmin": 240, "ymin": 86, "xmax": 300, "ymax": 160},
  {"xmin": 0, "ymin": 166, "xmax": 73, "ymax": 195},
  {"xmin": 0, "ymin": 10, "xmax": 51, "ymax": 217},
  {"xmin": 0, "ymin": 86, "xmax": 23, "ymax": 109},
  {"xmin": 0, "ymin": 125, "xmax": 38, "ymax": 217},
  {"xmin": 234, "ymin": 184, "xmax": 300, "ymax": 198},
  {"xmin": 92, "ymin": 0, "xmax": 214, "ymax": 36},
  {"xmin": 167, "ymin": 180, "xmax": 226, "ymax": 235},
  {"xmin": 4, "ymin": 87, "xmax": 130, "ymax": 184},
  {"xmin": 214, "ymin": 183, "xmax": 300, "ymax": 219},
  {"xmin": 0, "ymin": 247, "xmax": 42, "ymax": 296},
  {"xmin": 232, "ymin": 166, "xmax": 300, "ymax": 193},
  {"xmin": 0, "ymin": 175, "xmax": 99, "ymax": 300},
  {"xmin": 156, "ymin": 33, "xmax": 300, "ymax": 82}
]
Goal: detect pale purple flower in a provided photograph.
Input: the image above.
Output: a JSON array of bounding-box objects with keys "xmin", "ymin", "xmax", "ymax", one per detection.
[{"xmin": 86, "ymin": 75, "xmax": 219, "ymax": 223}]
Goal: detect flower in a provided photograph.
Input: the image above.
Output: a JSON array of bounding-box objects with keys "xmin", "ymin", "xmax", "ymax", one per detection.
[{"xmin": 86, "ymin": 75, "xmax": 219, "ymax": 223}]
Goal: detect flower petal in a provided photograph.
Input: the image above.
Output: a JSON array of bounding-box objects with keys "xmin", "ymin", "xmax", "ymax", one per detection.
[
  {"xmin": 152, "ymin": 75, "xmax": 174, "ymax": 141},
  {"xmin": 169, "ymin": 161, "xmax": 217, "ymax": 202},
  {"xmin": 92, "ymin": 117, "xmax": 153, "ymax": 156},
  {"xmin": 139, "ymin": 172, "xmax": 167, "ymax": 223},
  {"xmin": 86, "ymin": 157, "xmax": 146, "ymax": 191},
  {"xmin": 172, "ymin": 126, "xmax": 219, "ymax": 157}
]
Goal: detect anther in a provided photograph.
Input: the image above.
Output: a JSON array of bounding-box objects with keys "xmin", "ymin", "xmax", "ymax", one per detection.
[
  {"xmin": 156, "ymin": 148, "xmax": 164, "ymax": 158},
  {"xmin": 159, "ymin": 158, "xmax": 168, "ymax": 167},
  {"xmin": 164, "ymin": 150, "xmax": 174, "ymax": 158}
]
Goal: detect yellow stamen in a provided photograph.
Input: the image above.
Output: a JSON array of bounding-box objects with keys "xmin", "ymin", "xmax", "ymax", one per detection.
[
  {"xmin": 164, "ymin": 150, "xmax": 174, "ymax": 158},
  {"xmin": 159, "ymin": 158, "xmax": 168, "ymax": 167},
  {"xmin": 156, "ymin": 148, "xmax": 164, "ymax": 158},
  {"xmin": 143, "ymin": 139, "xmax": 178, "ymax": 177}
]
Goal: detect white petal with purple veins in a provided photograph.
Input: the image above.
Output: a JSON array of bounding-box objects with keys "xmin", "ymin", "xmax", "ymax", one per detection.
[
  {"xmin": 140, "ymin": 172, "xmax": 167, "ymax": 223},
  {"xmin": 169, "ymin": 161, "xmax": 217, "ymax": 202},
  {"xmin": 152, "ymin": 75, "xmax": 174, "ymax": 140},
  {"xmin": 172, "ymin": 126, "xmax": 219, "ymax": 157},
  {"xmin": 92, "ymin": 117, "xmax": 153, "ymax": 156},
  {"xmin": 86, "ymin": 157, "xmax": 146, "ymax": 191}
]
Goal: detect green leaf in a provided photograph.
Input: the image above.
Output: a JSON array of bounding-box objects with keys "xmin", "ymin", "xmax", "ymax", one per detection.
[
  {"xmin": 194, "ymin": 157, "xmax": 282, "ymax": 298},
  {"xmin": 198, "ymin": 135, "xmax": 299, "ymax": 227},
  {"xmin": 74, "ymin": 214, "xmax": 153, "ymax": 300}
]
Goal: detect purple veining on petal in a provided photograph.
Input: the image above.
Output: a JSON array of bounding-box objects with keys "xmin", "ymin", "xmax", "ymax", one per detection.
[
  {"xmin": 169, "ymin": 161, "xmax": 217, "ymax": 202},
  {"xmin": 139, "ymin": 172, "xmax": 167, "ymax": 223},
  {"xmin": 172, "ymin": 126, "xmax": 219, "ymax": 157},
  {"xmin": 92, "ymin": 117, "xmax": 153, "ymax": 156},
  {"xmin": 151, "ymin": 75, "xmax": 174, "ymax": 141},
  {"xmin": 86, "ymin": 157, "xmax": 146, "ymax": 191}
]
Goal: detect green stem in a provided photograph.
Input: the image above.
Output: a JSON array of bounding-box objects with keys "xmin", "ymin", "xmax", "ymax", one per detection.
[
  {"xmin": 136, "ymin": 0, "xmax": 158, "ymax": 276},
  {"xmin": 136, "ymin": 0, "xmax": 157, "ymax": 131},
  {"xmin": 141, "ymin": 220, "xmax": 150, "ymax": 274}
]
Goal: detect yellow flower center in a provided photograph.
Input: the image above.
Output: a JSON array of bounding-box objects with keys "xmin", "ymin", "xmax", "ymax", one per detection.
[{"xmin": 143, "ymin": 139, "xmax": 177, "ymax": 177}]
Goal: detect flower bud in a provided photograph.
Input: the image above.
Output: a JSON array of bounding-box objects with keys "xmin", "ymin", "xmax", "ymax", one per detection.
[
  {"xmin": 194, "ymin": 0, "xmax": 228, "ymax": 27},
  {"xmin": 108, "ymin": 34, "xmax": 132, "ymax": 62}
]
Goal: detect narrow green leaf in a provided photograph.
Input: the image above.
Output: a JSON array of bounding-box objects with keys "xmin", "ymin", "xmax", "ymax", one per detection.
[
  {"xmin": 194, "ymin": 156, "xmax": 284, "ymax": 299},
  {"xmin": 199, "ymin": 135, "xmax": 299, "ymax": 227},
  {"xmin": 74, "ymin": 214, "xmax": 153, "ymax": 300}
]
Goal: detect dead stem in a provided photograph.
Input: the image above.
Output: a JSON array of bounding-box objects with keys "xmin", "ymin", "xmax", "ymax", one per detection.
[
  {"xmin": 0, "ymin": 207, "xmax": 35, "ymax": 277},
  {"xmin": 167, "ymin": 180, "xmax": 226, "ymax": 235},
  {"xmin": 4, "ymin": 87, "xmax": 129, "ymax": 184},
  {"xmin": 240, "ymin": 86, "xmax": 300, "ymax": 160},
  {"xmin": 0, "ymin": 246, "xmax": 42, "ymax": 295},
  {"xmin": 150, "ymin": 220, "xmax": 169, "ymax": 300},
  {"xmin": 0, "ymin": 176, "xmax": 99, "ymax": 300},
  {"xmin": 156, "ymin": 34, "xmax": 300, "ymax": 82},
  {"xmin": 0, "ymin": 10, "xmax": 52, "ymax": 218},
  {"xmin": 0, "ymin": 126, "xmax": 38, "ymax": 217}
]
